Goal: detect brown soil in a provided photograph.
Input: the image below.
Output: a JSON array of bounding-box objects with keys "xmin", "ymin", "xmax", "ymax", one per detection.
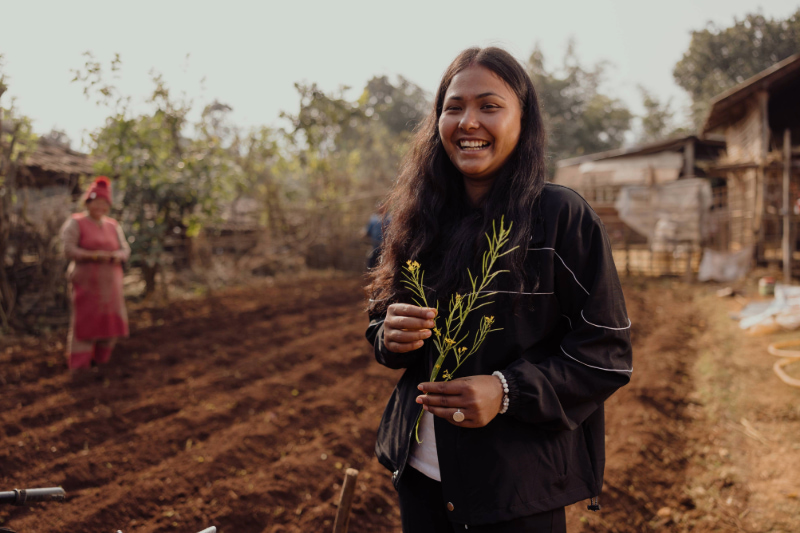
[{"xmin": 1, "ymin": 275, "xmax": 798, "ymax": 532}]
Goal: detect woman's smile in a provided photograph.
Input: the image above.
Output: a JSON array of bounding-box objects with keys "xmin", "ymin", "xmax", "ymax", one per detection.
[{"xmin": 458, "ymin": 138, "xmax": 492, "ymax": 151}]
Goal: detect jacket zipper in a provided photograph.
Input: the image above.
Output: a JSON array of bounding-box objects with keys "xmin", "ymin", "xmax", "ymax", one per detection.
[{"xmin": 587, "ymin": 496, "xmax": 601, "ymax": 511}]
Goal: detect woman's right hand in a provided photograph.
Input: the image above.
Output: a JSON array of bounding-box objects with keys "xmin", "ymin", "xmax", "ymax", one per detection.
[{"xmin": 383, "ymin": 304, "xmax": 437, "ymax": 353}]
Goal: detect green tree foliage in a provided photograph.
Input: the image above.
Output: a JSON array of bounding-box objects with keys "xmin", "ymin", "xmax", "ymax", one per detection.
[
  {"xmin": 673, "ymin": 9, "xmax": 800, "ymax": 127},
  {"xmin": 361, "ymin": 75, "xmax": 429, "ymax": 136},
  {"xmin": 74, "ymin": 54, "xmax": 238, "ymax": 295},
  {"xmin": 74, "ymin": 50, "xmax": 430, "ymax": 291},
  {"xmin": 636, "ymin": 87, "xmax": 690, "ymax": 144},
  {"xmin": 228, "ymin": 125, "xmax": 284, "ymax": 237},
  {"xmin": 282, "ymin": 77, "xmax": 428, "ymax": 195},
  {"xmin": 527, "ymin": 42, "xmax": 633, "ymax": 172},
  {"xmin": 0, "ymin": 55, "xmax": 41, "ymax": 329},
  {"xmin": 276, "ymin": 78, "xmax": 428, "ymax": 253}
]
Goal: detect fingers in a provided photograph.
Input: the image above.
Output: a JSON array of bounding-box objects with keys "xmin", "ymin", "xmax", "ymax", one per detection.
[
  {"xmin": 421, "ymin": 405, "xmax": 475, "ymax": 427},
  {"xmin": 388, "ymin": 303, "xmax": 437, "ymax": 320},
  {"xmin": 386, "ymin": 314, "xmax": 436, "ymax": 331},
  {"xmin": 415, "ymin": 376, "xmax": 499, "ymax": 428},
  {"xmin": 383, "ymin": 304, "xmax": 437, "ymax": 353},
  {"xmin": 417, "ymin": 379, "xmax": 466, "ymax": 396},
  {"xmin": 417, "ymin": 391, "xmax": 453, "ymax": 408},
  {"xmin": 383, "ymin": 329, "xmax": 431, "ymax": 353},
  {"xmin": 384, "ymin": 328, "xmax": 431, "ymax": 353},
  {"xmin": 416, "ymin": 386, "xmax": 471, "ymax": 409}
]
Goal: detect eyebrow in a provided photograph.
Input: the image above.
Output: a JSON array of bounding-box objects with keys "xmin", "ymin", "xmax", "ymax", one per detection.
[{"xmin": 446, "ymin": 92, "xmax": 507, "ymax": 101}]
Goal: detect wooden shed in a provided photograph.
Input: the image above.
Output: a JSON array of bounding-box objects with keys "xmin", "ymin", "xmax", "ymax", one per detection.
[
  {"xmin": 702, "ymin": 53, "xmax": 800, "ymax": 275},
  {"xmin": 554, "ymin": 135, "xmax": 726, "ymax": 247}
]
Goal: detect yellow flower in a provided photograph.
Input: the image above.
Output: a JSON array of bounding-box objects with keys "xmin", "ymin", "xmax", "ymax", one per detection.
[
  {"xmin": 458, "ymin": 347, "xmax": 467, "ymax": 354},
  {"xmin": 433, "ymin": 328, "xmax": 441, "ymax": 337},
  {"xmin": 444, "ymin": 337, "xmax": 456, "ymax": 345},
  {"xmin": 405, "ymin": 260, "xmax": 421, "ymax": 272},
  {"xmin": 484, "ymin": 316, "xmax": 495, "ymax": 326},
  {"xmin": 442, "ymin": 370, "xmax": 452, "ymax": 380}
]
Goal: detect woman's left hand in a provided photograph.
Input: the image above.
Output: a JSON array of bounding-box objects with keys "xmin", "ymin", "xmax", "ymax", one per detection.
[{"xmin": 416, "ymin": 375, "xmax": 504, "ymax": 428}]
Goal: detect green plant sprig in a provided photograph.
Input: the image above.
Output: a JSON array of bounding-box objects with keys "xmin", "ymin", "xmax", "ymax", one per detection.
[{"xmin": 401, "ymin": 216, "xmax": 516, "ymax": 443}]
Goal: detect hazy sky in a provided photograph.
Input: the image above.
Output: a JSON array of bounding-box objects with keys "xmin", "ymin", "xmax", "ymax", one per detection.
[{"xmin": 1, "ymin": 0, "xmax": 798, "ymax": 147}]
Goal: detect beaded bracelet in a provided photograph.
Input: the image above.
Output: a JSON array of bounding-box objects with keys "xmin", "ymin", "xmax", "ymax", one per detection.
[{"xmin": 492, "ymin": 371, "xmax": 510, "ymax": 414}]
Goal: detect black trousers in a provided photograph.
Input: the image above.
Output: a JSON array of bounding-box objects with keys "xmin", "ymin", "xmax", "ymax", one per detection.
[{"xmin": 397, "ymin": 466, "xmax": 567, "ymax": 533}]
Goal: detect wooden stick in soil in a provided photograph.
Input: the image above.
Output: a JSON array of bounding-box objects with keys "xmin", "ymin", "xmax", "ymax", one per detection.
[{"xmin": 332, "ymin": 468, "xmax": 359, "ymax": 533}]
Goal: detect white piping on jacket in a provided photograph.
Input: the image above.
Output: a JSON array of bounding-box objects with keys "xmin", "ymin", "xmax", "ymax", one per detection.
[
  {"xmin": 529, "ymin": 247, "xmax": 631, "ymax": 330},
  {"xmin": 560, "ymin": 345, "xmax": 632, "ymax": 375},
  {"xmin": 581, "ymin": 310, "xmax": 631, "ymax": 331},
  {"xmin": 369, "ymin": 290, "xmax": 553, "ymax": 303},
  {"xmin": 476, "ymin": 290, "xmax": 553, "ymax": 296},
  {"xmin": 527, "ymin": 247, "xmax": 590, "ymax": 295}
]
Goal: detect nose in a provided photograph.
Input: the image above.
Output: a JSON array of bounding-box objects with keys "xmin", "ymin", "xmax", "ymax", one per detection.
[{"xmin": 459, "ymin": 108, "xmax": 479, "ymax": 131}]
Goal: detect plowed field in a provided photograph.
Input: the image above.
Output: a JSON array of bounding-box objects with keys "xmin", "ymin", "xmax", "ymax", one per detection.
[{"xmin": 1, "ymin": 274, "xmax": 798, "ymax": 532}]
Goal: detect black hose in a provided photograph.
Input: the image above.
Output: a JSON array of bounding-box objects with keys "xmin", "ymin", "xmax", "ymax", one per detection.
[{"xmin": 0, "ymin": 488, "xmax": 66, "ymax": 505}]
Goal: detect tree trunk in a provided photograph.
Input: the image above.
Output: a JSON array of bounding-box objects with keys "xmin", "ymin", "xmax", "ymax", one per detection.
[{"xmin": 142, "ymin": 263, "xmax": 159, "ymax": 299}]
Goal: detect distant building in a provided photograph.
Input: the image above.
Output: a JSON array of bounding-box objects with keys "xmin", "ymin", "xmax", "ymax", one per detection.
[
  {"xmin": 17, "ymin": 136, "xmax": 94, "ymax": 193},
  {"xmin": 554, "ymin": 53, "xmax": 800, "ymax": 278},
  {"xmin": 702, "ymin": 53, "xmax": 800, "ymax": 265}
]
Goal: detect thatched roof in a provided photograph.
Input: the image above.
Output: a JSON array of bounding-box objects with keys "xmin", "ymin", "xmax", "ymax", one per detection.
[
  {"xmin": 1, "ymin": 122, "xmax": 94, "ymax": 176},
  {"xmin": 24, "ymin": 139, "xmax": 94, "ymax": 176}
]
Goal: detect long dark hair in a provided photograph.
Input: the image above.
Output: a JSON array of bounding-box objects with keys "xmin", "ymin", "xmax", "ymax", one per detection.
[{"xmin": 367, "ymin": 47, "xmax": 547, "ymax": 314}]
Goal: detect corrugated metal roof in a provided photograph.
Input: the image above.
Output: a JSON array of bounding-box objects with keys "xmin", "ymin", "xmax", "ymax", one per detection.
[{"xmin": 556, "ymin": 135, "xmax": 725, "ymax": 168}]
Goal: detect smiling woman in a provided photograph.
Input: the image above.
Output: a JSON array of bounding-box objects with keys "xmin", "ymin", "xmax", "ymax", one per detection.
[{"xmin": 365, "ymin": 47, "xmax": 633, "ymax": 533}]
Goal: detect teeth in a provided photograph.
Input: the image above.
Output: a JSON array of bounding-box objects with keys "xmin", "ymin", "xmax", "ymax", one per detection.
[{"xmin": 459, "ymin": 140, "xmax": 489, "ymax": 149}]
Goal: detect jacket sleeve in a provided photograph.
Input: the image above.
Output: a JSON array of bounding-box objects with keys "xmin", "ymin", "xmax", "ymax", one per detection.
[
  {"xmin": 366, "ymin": 314, "xmax": 427, "ymax": 370},
  {"xmin": 503, "ymin": 199, "xmax": 632, "ymax": 431}
]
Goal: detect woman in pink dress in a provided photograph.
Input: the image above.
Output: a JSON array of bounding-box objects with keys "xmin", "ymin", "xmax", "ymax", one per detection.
[{"xmin": 60, "ymin": 176, "xmax": 131, "ymax": 370}]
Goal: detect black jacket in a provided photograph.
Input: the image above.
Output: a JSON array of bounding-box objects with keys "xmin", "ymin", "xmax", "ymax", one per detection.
[{"xmin": 366, "ymin": 184, "xmax": 633, "ymax": 526}]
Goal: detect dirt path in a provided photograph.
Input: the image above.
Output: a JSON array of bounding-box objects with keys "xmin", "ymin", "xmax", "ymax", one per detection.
[
  {"xmin": 1, "ymin": 276, "xmax": 797, "ymax": 532},
  {"xmin": 566, "ymin": 280, "xmax": 707, "ymax": 531}
]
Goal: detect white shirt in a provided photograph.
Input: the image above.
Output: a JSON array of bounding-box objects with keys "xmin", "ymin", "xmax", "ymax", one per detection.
[{"xmin": 407, "ymin": 411, "xmax": 441, "ymax": 481}]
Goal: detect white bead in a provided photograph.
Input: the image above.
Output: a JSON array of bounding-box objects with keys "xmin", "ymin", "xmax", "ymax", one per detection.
[{"xmin": 492, "ymin": 371, "xmax": 510, "ymax": 414}]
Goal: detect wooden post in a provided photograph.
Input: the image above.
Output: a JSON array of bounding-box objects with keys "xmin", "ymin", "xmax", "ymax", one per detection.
[
  {"xmin": 332, "ymin": 468, "xmax": 359, "ymax": 533},
  {"xmin": 624, "ymin": 227, "xmax": 631, "ymax": 277},
  {"xmin": 784, "ymin": 128, "xmax": 792, "ymax": 283},
  {"xmin": 684, "ymin": 138, "xmax": 695, "ymax": 178},
  {"xmin": 755, "ymin": 91, "xmax": 770, "ymax": 262}
]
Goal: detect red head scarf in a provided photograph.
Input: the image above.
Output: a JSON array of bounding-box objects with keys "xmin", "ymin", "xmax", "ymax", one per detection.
[{"xmin": 84, "ymin": 176, "xmax": 113, "ymax": 205}]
